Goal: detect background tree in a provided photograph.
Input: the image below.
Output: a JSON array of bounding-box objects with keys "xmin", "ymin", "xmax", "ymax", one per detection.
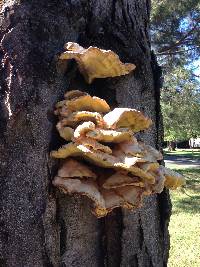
[
  {"xmin": 151, "ymin": 0, "xmax": 200, "ymax": 146},
  {"xmin": 161, "ymin": 67, "xmax": 200, "ymax": 147},
  {"xmin": 151, "ymin": 0, "xmax": 200, "ymax": 64},
  {"xmin": 0, "ymin": 1, "xmax": 170, "ymax": 266}
]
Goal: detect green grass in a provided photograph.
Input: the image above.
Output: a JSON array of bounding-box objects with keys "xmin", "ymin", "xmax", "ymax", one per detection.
[
  {"xmin": 168, "ymin": 168, "xmax": 200, "ymax": 267},
  {"xmin": 165, "ymin": 162, "xmax": 190, "ymax": 170},
  {"xmin": 164, "ymin": 148, "xmax": 200, "ymax": 158}
]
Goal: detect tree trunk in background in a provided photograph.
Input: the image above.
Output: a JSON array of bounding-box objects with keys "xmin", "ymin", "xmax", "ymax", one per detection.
[
  {"xmin": 0, "ymin": 1, "xmax": 171, "ymax": 266},
  {"xmin": 168, "ymin": 141, "xmax": 176, "ymax": 151}
]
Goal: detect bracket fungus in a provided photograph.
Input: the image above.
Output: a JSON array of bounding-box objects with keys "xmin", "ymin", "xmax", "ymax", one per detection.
[
  {"xmin": 59, "ymin": 42, "xmax": 136, "ymax": 83},
  {"xmin": 57, "ymin": 159, "xmax": 97, "ymax": 179},
  {"xmin": 51, "ymin": 89, "xmax": 185, "ymax": 218},
  {"xmin": 103, "ymin": 108, "xmax": 152, "ymax": 132}
]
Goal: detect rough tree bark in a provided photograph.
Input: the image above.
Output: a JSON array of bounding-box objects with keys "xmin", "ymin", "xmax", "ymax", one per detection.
[{"xmin": 0, "ymin": 1, "xmax": 171, "ymax": 266}]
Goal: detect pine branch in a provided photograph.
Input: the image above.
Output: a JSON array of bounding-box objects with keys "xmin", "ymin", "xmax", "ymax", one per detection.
[
  {"xmin": 157, "ymin": 45, "xmax": 199, "ymax": 56},
  {"xmin": 157, "ymin": 23, "xmax": 199, "ymax": 55}
]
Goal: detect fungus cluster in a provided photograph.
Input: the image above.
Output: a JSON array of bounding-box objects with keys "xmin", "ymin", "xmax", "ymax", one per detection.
[
  {"xmin": 51, "ymin": 43, "xmax": 185, "ymax": 218},
  {"xmin": 51, "ymin": 90, "xmax": 185, "ymax": 218}
]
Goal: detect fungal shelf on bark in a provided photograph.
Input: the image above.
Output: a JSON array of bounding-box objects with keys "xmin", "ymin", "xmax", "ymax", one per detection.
[{"xmin": 51, "ymin": 43, "xmax": 185, "ymax": 218}]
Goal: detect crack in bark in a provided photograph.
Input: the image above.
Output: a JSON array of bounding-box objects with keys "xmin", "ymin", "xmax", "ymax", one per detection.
[
  {"xmin": 150, "ymin": 51, "xmax": 163, "ymax": 151},
  {"xmin": 105, "ymin": 209, "xmax": 123, "ymax": 267},
  {"xmin": 111, "ymin": 0, "xmax": 117, "ymax": 25}
]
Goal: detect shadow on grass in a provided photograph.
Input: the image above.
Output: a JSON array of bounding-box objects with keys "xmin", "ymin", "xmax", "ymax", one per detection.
[
  {"xmin": 164, "ymin": 156, "xmax": 200, "ymax": 166},
  {"xmin": 166, "ymin": 153, "xmax": 200, "ymax": 158},
  {"xmin": 172, "ymin": 196, "xmax": 200, "ymax": 214},
  {"xmin": 171, "ymin": 168, "xmax": 200, "ymax": 214},
  {"xmin": 164, "ymin": 150, "xmax": 200, "ymax": 159}
]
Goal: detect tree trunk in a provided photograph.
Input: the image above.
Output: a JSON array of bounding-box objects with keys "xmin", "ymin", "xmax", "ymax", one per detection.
[
  {"xmin": 168, "ymin": 141, "xmax": 176, "ymax": 151},
  {"xmin": 0, "ymin": 1, "xmax": 171, "ymax": 266}
]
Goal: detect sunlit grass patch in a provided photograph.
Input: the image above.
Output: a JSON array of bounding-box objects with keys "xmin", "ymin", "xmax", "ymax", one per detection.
[
  {"xmin": 168, "ymin": 168, "xmax": 200, "ymax": 267},
  {"xmin": 164, "ymin": 148, "xmax": 200, "ymax": 158}
]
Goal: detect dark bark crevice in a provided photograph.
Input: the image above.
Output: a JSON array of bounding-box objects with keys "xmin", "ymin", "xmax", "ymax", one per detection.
[
  {"xmin": 105, "ymin": 209, "xmax": 123, "ymax": 267},
  {"xmin": 157, "ymin": 190, "xmax": 171, "ymax": 265},
  {"xmin": 98, "ymin": 217, "xmax": 107, "ymax": 267},
  {"xmin": 150, "ymin": 51, "xmax": 163, "ymax": 151}
]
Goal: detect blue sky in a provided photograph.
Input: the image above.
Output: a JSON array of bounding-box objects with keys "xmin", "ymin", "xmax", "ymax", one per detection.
[{"xmin": 193, "ymin": 59, "xmax": 200, "ymax": 76}]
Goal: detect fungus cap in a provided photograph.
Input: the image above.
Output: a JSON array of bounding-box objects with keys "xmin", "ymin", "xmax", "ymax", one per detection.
[
  {"xmin": 57, "ymin": 158, "xmax": 97, "ymax": 179},
  {"xmin": 60, "ymin": 111, "xmax": 105, "ymax": 128},
  {"xmin": 65, "ymin": 95, "xmax": 110, "ymax": 113},
  {"xmin": 53, "ymin": 176, "xmax": 105, "ymax": 209},
  {"xmin": 50, "ymin": 142, "xmax": 116, "ymax": 168},
  {"xmin": 113, "ymin": 140, "xmax": 163, "ymax": 162},
  {"xmin": 56, "ymin": 122, "xmax": 74, "ymax": 141},
  {"xmin": 74, "ymin": 121, "xmax": 96, "ymax": 139},
  {"xmin": 102, "ymin": 172, "xmax": 144, "ymax": 189},
  {"xmin": 139, "ymin": 142, "xmax": 163, "ymax": 162},
  {"xmin": 64, "ymin": 90, "xmax": 88, "ymax": 100},
  {"xmin": 86, "ymin": 128, "xmax": 133, "ymax": 143},
  {"xmin": 59, "ymin": 42, "xmax": 136, "ymax": 83},
  {"xmin": 114, "ymin": 163, "xmax": 155, "ymax": 184},
  {"xmin": 160, "ymin": 166, "xmax": 185, "ymax": 189},
  {"xmin": 150, "ymin": 168, "xmax": 166, "ymax": 193},
  {"xmin": 55, "ymin": 100, "xmax": 66, "ymax": 109},
  {"xmin": 93, "ymin": 189, "xmax": 125, "ymax": 217},
  {"xmin": 113, "ymin": 139, "xmax": 143, "ymax": 157},
  {"xmin": 139, "ymin": 162, "xmax": 160, "ymax": 172},
  {"xmin": 103, "ymin": 108, "xmax": 152, "ymax": 132},
  {"xmin": 115, "ymin": 186, "xmax": 144, "ymax": 209},
  {"xmin": 75, "ymin": 137, "xmax": 113, "ymax": 154}
]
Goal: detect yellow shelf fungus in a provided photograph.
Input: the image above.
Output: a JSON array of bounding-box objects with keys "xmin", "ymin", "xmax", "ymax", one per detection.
[
  {"xmin": 59, "ymin": 42, "xmax": 136, "ymax": 83},
  {"xmin": 51, "ymin": 89, "xmax": 185, "ymax": 218}
]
